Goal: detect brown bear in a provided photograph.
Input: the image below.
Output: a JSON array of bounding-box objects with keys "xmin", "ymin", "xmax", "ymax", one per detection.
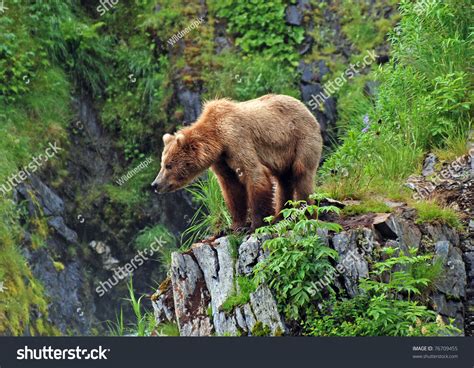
[{"xmin": 152, "ymin": 94, "xmax": 323, "ymax": 232}]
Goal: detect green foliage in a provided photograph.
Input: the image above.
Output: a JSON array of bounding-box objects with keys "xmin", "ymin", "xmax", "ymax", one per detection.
[
  {"xmin": 339, "ymin": 0, "xmax": 399, "ymax": 51},
  {"xmin": 0, "ymin": 0, "xmax": 70, "ymax": 336},
  {"xmin": 253, "ymin": 195, "xmax": 341, "ymax": 321},
  {"xmin": 221, "ymin": 276, "xmax": 257, "ymax": 313},
  {"xmin": 108, "ymin": 279, "xmax": 156, "ymax": 336},
  {"xmin": 134, "ymin": 224, "xmax": 176, "ymax": 251},
  {"xmin": 342, "ymin": 199, "xmax": 391, "ymax": 216},
  {"xmin": 204, "ymin": 53, "xmax": 300, "ymax": 101},
  {"xmin": 321, "ymin": 0, "xmax": 472, "ymax": 199},
  {"xmin": 414, "ymin": 201, "xmax": 462, "ymax": 229},
  {"xmin": 304, "ymin": 247, "xmax": 457, "ymax": 336},
  {"xmin": 155, "ymin": 322, "xmax": 180, "ymax": 337},
  {"xmin": 251, "ymin": 321, "xmax": 272, "ymax": 337},
  {"xmin": 134, "ymin": 224, "xmax": 177, "ymax": 271},
  {"xmin": 29, "ymin": 0, "xmax": 112, "ymax": 96},
  {"xmin": 209, "ymin": 0, "xmax": 304, "ymax": 67},
  {"xmin": 181, "ymin": 171, "xmax": 232, "ymax": 247}
]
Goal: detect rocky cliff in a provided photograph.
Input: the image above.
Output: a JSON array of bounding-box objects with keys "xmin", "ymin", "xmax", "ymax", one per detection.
[{"xmin": 153, "ymin": 205, "xmax": 473, "ymax": 336}]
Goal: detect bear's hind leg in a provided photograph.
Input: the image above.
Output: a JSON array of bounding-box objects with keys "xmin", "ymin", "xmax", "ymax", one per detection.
[
  {"xmin": 275, "ymin": 171, "xmax": 295, "ymax": 217},
  {"xmin": 247, "ymin": 168, "xmax": 274, "ymax": 232},
  {"xmin": 211, "ymin": 161, "xmax": 248, "ymax": 232},
  {"xmin": 293, "ymin": 171, "xmax": 315, "ymax": 202}
]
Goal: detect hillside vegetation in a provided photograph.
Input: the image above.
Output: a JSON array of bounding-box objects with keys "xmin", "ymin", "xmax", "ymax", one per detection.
[{"xmin": 0, "ymin": 0, "xmax": 471, "ymax": 336}]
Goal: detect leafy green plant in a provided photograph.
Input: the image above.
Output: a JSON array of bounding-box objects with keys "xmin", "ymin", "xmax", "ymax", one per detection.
[
  {"xmin": 253, "ymin": 194, "xmax": 342, "ymax": 321},
  {"xmin": 304, "ymin": 247, "xmax": 456, "ymax": 336},
  {"xmin": 204, "ymin": 53, "xmax": 300, "ymax": 101},
  {"xmin": 209, "ymin": 0, "xmax": 304, "ymax": 67}
]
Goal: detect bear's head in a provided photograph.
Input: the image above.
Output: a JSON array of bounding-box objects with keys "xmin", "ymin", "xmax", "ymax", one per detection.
[{"xmin": 151, "ymin": 132, "xmax": 210, "ymax": 193}]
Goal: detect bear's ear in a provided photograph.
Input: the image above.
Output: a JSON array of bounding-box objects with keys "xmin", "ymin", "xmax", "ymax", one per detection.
[
  {"xmin": 175, "ymin": 133, "xmax": 186, "ymax": 147},
  {"xmin": 163, "ymin": 133, "xmax": 174, "ymax": 145}
]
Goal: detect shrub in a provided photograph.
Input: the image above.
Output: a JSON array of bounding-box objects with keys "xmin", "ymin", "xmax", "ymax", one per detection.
[
  {"xmin": 304, "ymin": 247, "xmax": 457, "ymax": 336},
  {"xmin": 253, "ymin": 194, "xmax": 342, "ymax": 321},
  {"xmin": 209, "ymin": 0, "xmax": 304, "ymax": 67}
]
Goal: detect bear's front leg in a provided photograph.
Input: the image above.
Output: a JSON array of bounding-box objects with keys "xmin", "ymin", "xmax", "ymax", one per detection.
[
  {"xmin": 211, "ymin": 161, "xmax": 249, "ymax": 232},
  {"xmin": 247, "ymin": 169, "xmax": 274, "ymax": 232}
]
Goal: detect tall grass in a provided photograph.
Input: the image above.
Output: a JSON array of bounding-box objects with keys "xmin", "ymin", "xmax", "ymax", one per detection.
[
  {"xmin": 181, "ymin": 171, "xmax": 231, "ymax": 248},
  {"xmin": 321, "ymin": 0, "xmax": 472, "ymax": 199}
]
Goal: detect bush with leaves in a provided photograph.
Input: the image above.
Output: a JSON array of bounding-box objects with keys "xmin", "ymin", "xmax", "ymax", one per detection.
[
  {"xmin": 253, "ymin": 194, "xmax": 342, "ymax": 321},
  {"xmin": 209, "ymin": 0, "xmax": 304, "ymax": 67},
  {"xmin": 304, "ymin": 247, "xmax": 458, "ymax": 336}
]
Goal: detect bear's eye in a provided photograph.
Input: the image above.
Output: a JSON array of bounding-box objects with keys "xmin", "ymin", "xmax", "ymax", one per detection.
[{"xmin": 165, "ymin": 164, "xmax": 172, "ymax": 170}]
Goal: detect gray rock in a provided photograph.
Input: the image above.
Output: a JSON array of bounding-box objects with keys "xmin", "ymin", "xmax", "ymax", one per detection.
[
  {"xmin": 249, "ymin": 285, "xmax": 286, "ymax": 335},
  {"xmin": 237, "ymin": 235, "xmax": 266, "ymax": 275},
  {"xmin": 434, "ymin": 242, "xmax": 467, "ymax": 299},
  {"xmin": 332, "ymin": 230, "xmax": 370, "ymax": 296},
  {"xmin": 177, "ymin": 89, "xmax": 201, "ymax": 124},
  {"xmin": 300, "ymin": 83, "xmax": 337, "ymax": 143},
  {"xmin": 30, "ymin": 250, "xmax": 93, "ymax": 335},
  {"xmin": 29, "ymin": 175, "xmax": 65, "ymax": 216},
  {"xmin": 170, "ymin": 252, "xmax": 213, "ymax": 336},
  {"xmin": 193, "ymin": 238, "xmax": 235, "ymax": 313},
  {"xmin": 422, "ymin": 153, "xmax": 438, "ymax": 177},
  {"xmin": 47, "ymin": 216, "xmax": 78, "ymax": 244},
  {"xmin": 285, "ymin": 5, "xmax": 303, "ymax": 26},
  {"xmin": 89, "ymin": 240, "xmax": 119, "ymax": 271},
  {"xmin": 151, "ymin": 279, "xmax": 175, "ymax": 325},
  {"xmin": 422, "ymin": 223, "xmax": 460, "ymax": 246},
  {"xmin": 157, "ymin": 236, "xmax": 286, "ymax": 336},
  {"xmin": 432, "ymin": 293, "xmax": 448, "ymax": 315},
  {"xmin": 373, "ymin": 213, "xmax": 421, "ymax": 250}
]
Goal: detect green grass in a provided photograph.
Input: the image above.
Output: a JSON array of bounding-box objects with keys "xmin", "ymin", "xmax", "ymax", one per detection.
[
  {"xmin": 413, "ymin": 201, "xmax": 462, "ymax": 229},
  {"xmin": 155, "ymin": 322, "xmax": 180, "ymax": 336},
  {"xmin": 320, "ymin": 0, "xmax": 472, "ymax": 200},
  {"xmin": 181, "ymin": 171, "xmax": 232, "ymax": 248},
  {"xmin": 107, "ymin": 279, "xmax": 157, "ymax": 336},
  {"xmin": 342, "ymin": 199, "xmax": 391, "ymax": 216}
]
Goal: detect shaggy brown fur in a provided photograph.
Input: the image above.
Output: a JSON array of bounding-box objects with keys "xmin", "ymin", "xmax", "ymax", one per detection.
[{"xmin": 152, "ymin": 94, "xmax": 323, "ymax": 232}]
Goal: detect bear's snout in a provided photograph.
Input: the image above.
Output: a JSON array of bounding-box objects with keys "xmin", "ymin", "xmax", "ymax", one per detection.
[{"xmin": 151, "ymin": 174, "xmax": 167, "ymax": 193}]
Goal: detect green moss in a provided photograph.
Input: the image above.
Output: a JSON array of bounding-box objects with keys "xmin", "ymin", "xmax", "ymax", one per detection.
[
  {"xmin": 414, "ymin": 201, "xmax": 462, "ymax": 229},
  {"xmin": 156, "ymin": 322, "xmax": 180, "ymax": 337},
  {"xmin": 251, "ymin": 321, "xmax": 272, "ymax": 337},
  {"xmin": 220, "ymin": 277, "xmax": 257, "ymax": 313},
  {"xmin": 53, "ymin": 261, "xmax": 65, "ymax": 272}
]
